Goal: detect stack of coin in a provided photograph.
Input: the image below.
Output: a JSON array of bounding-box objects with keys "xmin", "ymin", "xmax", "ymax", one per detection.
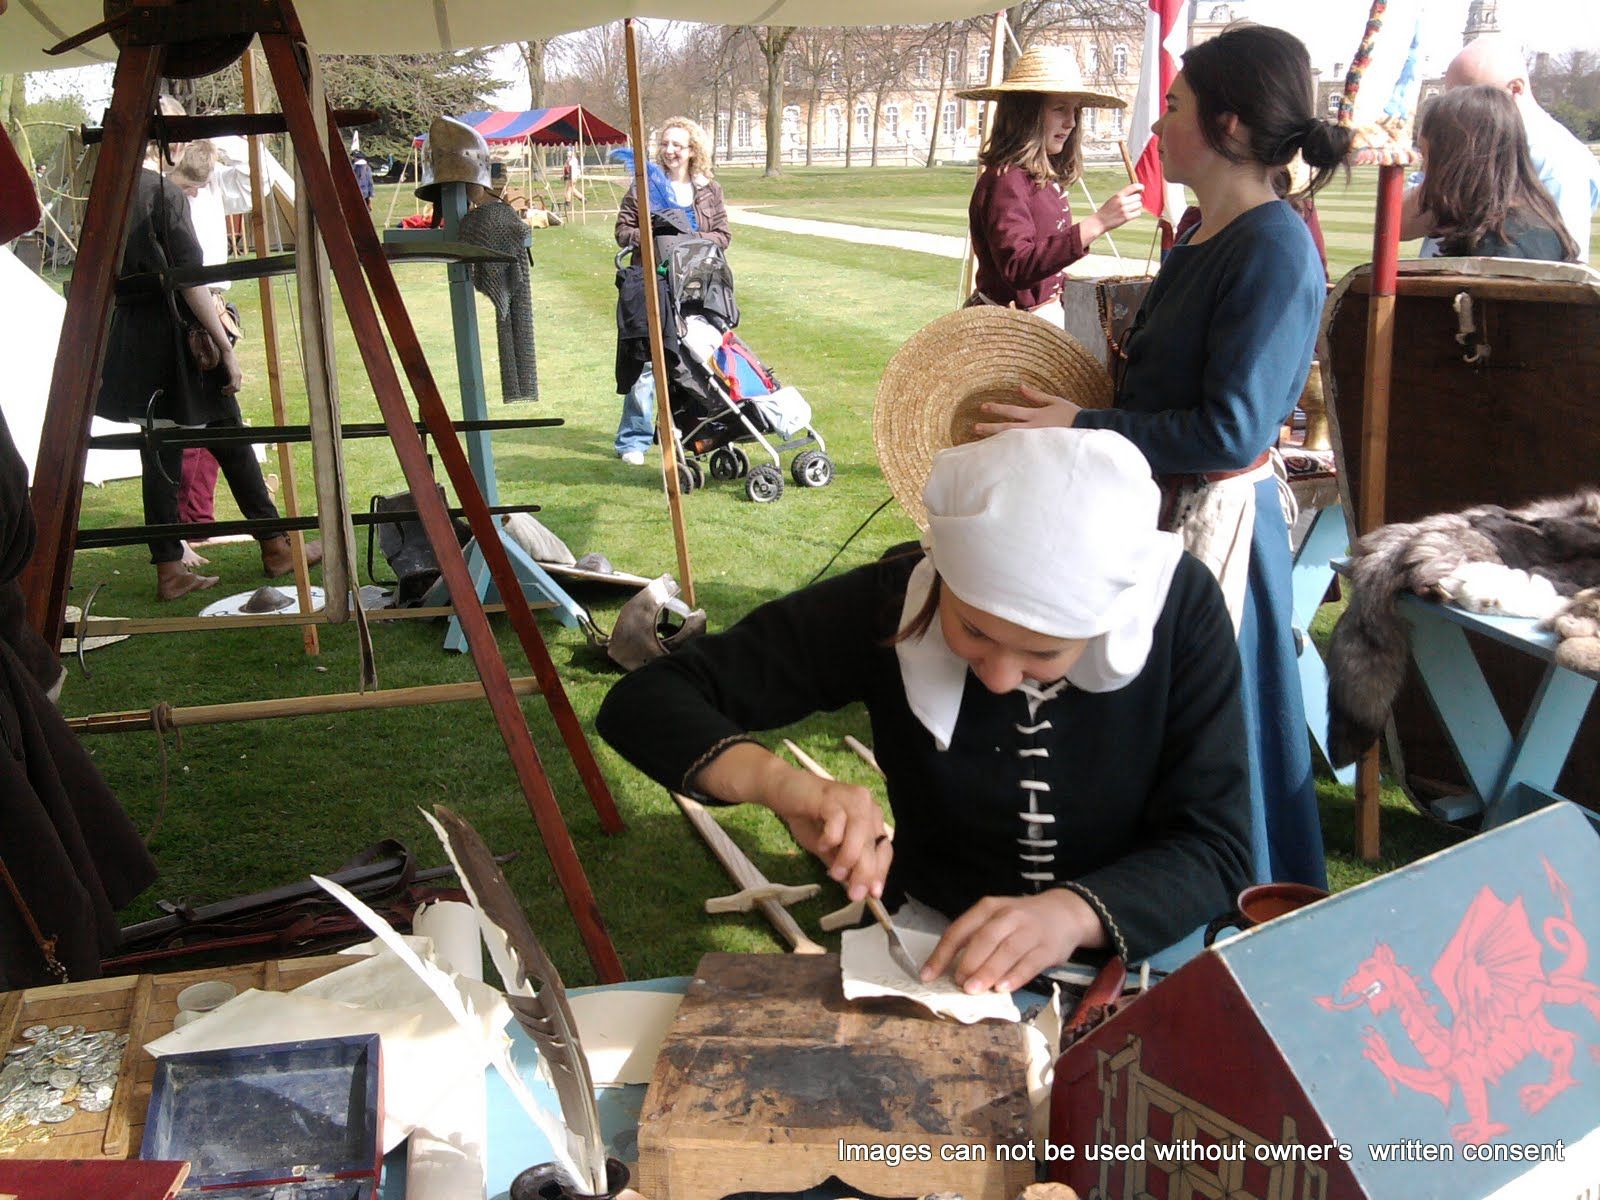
[{"xmin": 0, "ymin": 1024, "xmax": 125, "ymax": 1139}]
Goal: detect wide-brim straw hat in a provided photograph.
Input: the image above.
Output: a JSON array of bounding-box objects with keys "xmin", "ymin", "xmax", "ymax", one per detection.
[
  {"xmin": 874, "ymin": 308, "xmax": 1114, "ymax": 529},
  {"xmin": 956, "ymin": 44, "xmax": 1126, "ymax": 108}
]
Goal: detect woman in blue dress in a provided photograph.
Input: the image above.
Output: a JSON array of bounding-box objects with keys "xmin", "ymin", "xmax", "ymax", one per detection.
[{"xmin": 979, "ymin": 25, "xmax": 1351, "ymax": 889}]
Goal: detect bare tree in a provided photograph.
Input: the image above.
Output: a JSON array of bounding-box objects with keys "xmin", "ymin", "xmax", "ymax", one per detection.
[
  {"xmin": 520, "ymin": 41, "xmax": 548, "ymax": 109},
  {"xmin": 788, "ymin": 29, "xmax": 833, "ymax": 166},
  {"xmin": 924, "ymin": 22, "xmax": 958, "ymax": 168},
  {"xmin": 751, "ymin": 26, "xmax": 795, "ymax": 176}
]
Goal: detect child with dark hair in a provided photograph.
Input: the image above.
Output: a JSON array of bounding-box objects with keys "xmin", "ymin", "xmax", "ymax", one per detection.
[
  {"xmin": 957, "ymin": 45, "xmax": 1144, "ymax": 325},
  {"xmin": 980, "ymin": 24, "xmax": 1352, "ymax": 893},
  {"xmin": 1417, "ymin": 85, "xmax": 1579, "ymax": 262}
]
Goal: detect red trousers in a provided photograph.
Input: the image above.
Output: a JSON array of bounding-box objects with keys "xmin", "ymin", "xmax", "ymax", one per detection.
[{"xmin": 178, "ymin": 447, "xmax": 219, "ymax": 526}]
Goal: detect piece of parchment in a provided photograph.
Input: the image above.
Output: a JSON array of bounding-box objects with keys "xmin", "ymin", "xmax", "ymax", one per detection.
[
  {"xmin": 1024, "ymin": 985, "xmax": 1062, "ymax": 1146},
  {"xmin": 567, "ymin": 990, "xmax": 682, "ymax": 1087},
  {"xmin": 840, "ymin": 899, "xmax": 1020, "ymax": 1024}
]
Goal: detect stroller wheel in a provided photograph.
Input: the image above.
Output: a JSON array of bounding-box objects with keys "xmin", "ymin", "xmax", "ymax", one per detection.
[
  {"xmin": 709, "ymin": 448, "xmax": 741, "ymax": 482},
  {"xmin": 676, "ymin": 460, "xmax": 702, "ymax": 494},
  {"xmin": 730, "ymin": 445, "xmax": 750, "ymax": 477},
  {"xmin": 791, "ymin": 450, "xmax": 834, "ymax": 489},
  {"xmin": 745, "ymin": 464, "xmax": 785, "ymax": 504}
]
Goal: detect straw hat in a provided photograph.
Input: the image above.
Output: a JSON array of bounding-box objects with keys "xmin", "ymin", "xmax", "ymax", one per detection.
[
  {"xmin": 956, "ymin": 44, "xmax": 1126, "ymax": 108},
  {"xmin": 874, "ymin": 307, "xmax": 1114, "ymax": 529}
]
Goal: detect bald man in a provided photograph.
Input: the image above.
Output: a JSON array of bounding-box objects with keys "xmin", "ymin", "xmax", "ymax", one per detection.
[{"xmin": 1402, "ymin": 34, "xmax": 1600, "ymax": 261}]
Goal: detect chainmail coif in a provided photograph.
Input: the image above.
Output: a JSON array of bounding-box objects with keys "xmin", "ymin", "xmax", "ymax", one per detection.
[{"xmin": 458, "ymin": 197, "xmax": 538, "ymax": 402}]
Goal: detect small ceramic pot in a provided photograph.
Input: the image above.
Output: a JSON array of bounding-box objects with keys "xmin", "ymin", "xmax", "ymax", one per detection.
[
  {"xmin": 1204, "ymin": 882, "xmax": 1329, "ymax": 946},
  {"xmin": 174, "ymin": 980, "xmax": 237, "ymax": 1013},
  {"xmin": 509, "ymin": 1158, "xmax": 630, "ymax": 1200}
]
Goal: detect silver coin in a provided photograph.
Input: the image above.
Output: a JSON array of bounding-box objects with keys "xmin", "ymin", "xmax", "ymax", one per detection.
[
  {"xmin": 7, "ymin": 1045, "xmax": 32, "ymax": 1057},
  {"xmin": 78, "ymin": 1091, "xmax": 111, "ymax": 1113},
  {"xmin": 49, "ymin": 1026, "xmax": 73, "ymax": 1038},
  {"xmin": 113, "ymin": 1034, "xmax": 129, "ymax": 1048},
  {"xmin": 20, "ymin": 1026, "xmax": 47, "ymax": 1041},
  {"xmin": 27, "ymin": 1067, "xmax": 55, "ymax": 1086},
  {"xmin": 46, "ymin": 1070, "xmax": 77, "ymax": 1090},
  {"xmin": 36, "ymin": 1103, "xmax": 74, "ymax": 1124},
  {"xmin": 79, "ymin": 1064, "xmax": 114, "ymax": 1084}
]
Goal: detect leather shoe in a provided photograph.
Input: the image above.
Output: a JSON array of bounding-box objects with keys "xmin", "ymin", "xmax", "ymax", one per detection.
[
  {"xmin": 155, "ymin": 561, "xmax": 220, "ymax": 601},
  {"xmin": 261, "ymin": 534, "xmax": 323, "ymax": 578}
]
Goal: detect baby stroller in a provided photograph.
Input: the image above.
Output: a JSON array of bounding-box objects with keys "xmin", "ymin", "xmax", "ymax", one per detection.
[{"xmin": 615, "ymin": 235, "xmax": 832, "ymax": 503}]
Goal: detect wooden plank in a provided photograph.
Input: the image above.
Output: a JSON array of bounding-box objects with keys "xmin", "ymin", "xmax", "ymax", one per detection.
[
  {"xmin": 100, "ymin": 975, "xmax": 152, "ymax": 1157},
  {"xmin": 243, "ymin": 48, "xmax": 318, "ymax": 657},
  {"xmin": 638, "ymin": 953, "xmax": 1032, "ymax": 1200},
  {"xmin": 65, "ymin": 600, "xmax": 551, "ymax": 638}
]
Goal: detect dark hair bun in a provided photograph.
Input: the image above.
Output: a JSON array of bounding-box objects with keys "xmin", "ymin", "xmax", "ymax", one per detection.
[{"xmin": 1302, "ymin": 120, "xmax": 1354, "ymax": 171}]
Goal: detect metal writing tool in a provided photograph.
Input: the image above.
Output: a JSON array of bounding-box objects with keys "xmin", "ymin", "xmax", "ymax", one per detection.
[{"xmin": 865, "ymin": 895, "xmax": 922, "ymax": 981}]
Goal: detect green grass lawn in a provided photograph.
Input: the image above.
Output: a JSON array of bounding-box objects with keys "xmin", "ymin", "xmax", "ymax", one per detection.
[{"xmin": 67, "ymin": 168, "xmax": 1464, "ymax": 986}]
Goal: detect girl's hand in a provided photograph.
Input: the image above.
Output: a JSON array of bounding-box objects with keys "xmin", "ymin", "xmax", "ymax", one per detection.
[
  {"xmin": 921, "ymin": 889, "xmax": 1103, "ymax": 993},
  {"xmin": 973, "ymin": 382, "xmax": 1081, "ymax": 435},
  {"xmin": 1095, "ymin": 183, "xmax": 1145, "ymax": 233},
  {"xmin": 764, "ymin": 770, "xmax": 892, "ymax": 902}
]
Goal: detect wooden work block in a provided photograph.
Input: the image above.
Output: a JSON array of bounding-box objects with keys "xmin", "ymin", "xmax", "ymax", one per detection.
[{"xmin": 637, "ymin": 953, "xmax": 1033, "ymax": 1200}]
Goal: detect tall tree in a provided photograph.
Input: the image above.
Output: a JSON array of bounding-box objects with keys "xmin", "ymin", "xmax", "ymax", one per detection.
[
  {"xmin": 788, "ymin": 30, "xmax": 833, "ymax": 167},
  {"xmin": 520, "ymin": 40, "xmax": 548, "ymax": 109},
  {"xmin": 752, "ymin": 25, "xmax": 795, "ymax": 176},
  {"xmin": 924, "ymin": 23, "xmax": 957, "ymax": 168},
  {"xmin": 190, "ymin": 49, "xmax": 496, "ymax": 161}
]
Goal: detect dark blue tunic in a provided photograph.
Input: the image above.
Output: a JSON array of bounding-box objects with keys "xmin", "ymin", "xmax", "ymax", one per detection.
[{"xmin": 1075, "ymin": 200, "xmax": 1327, "ymax": 889}]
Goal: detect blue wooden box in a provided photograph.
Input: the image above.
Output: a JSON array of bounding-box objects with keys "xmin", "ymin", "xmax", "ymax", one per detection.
[{"xmin": 140, "ymin": 1034, "xmax": 383, "ymax": 1199}]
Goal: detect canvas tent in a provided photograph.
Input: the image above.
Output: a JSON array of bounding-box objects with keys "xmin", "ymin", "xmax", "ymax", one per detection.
[
  {"xmin": 0, "ymin": 1, "xmax": 994, "ymax": 73},
  {"xmin": 0, "ymin": 247, "xmax": 140, "ymax": 485},
  {"xmin": 409, "ymin": 107, "xmax": 627, "ymax": 150}
]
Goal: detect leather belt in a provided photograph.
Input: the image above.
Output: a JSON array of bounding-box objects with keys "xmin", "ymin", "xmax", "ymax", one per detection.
[{"xmin": 1157, "ymin": 448, "xmax": 1271, "ymax": 491}]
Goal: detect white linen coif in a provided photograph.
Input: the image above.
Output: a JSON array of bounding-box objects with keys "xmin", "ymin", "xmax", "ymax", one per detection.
[{"xmin": 895, "ymin": 428, "xmax": 1184, "ymax": 750}]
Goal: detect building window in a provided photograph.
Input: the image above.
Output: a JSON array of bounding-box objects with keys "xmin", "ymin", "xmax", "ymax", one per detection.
[
  {"xmin": 1086, "ymin": 43, "xmax": 1098, "ymax": 75},
  {"xmin": 736, "ymin": 108, "xmax": 751, "ymax": 148},
  {"xmin": 1326, "ymin": 91, "xmax": 1342, "ymax": 117},
  {"xmin": 946, "ymin": 48, "xmax": 960, "ymax": 80},
  {"xmin": 915, "ymin": 49, "xmax": 929, "ymax": 81},
  {"xmin": 914, "ymin": 103, "xmax": 930, "ymax": 139},
  {"xmin": 884, "ymin": 104, "xmax": 900, "ymax": 139},
  {"xmin": 941, "ymin": 100, "xmax": 958, "ymax": 139},
  {"xmin": 782, "ymin": 105, "xmax": 801, "ymax": 141},
  {"xmin": 1112, "ymin": 44, "xmax": 1128, "ymax": 77},
  {"xmin": 1086, "ymin": 107, "xmax": 1098, "ymax": 137},
  {"xmin": 1111, "ymin": 107, "xmax": 1124, "ymax": 137},
  {"xmin": 855, "ymin": 102, "xmax": 871, "ymax": 139},
  {"xmin": 715, "ymin": 112, "xmax": 728, "ymax": 151},
  {"xmin": 825, "ymin": 104, "xmax": 842, "ymax": 145},
  {"xmin": 827, "ymin": 54, "xmax": 839, "ymax": 85},
  {"xmin": 976, "ymin": 47, "xmax": 991, "ymax": 82}
]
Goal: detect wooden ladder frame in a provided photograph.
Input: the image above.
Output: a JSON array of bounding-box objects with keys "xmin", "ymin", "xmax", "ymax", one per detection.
[{"xmin": 23, "ymin": 0, "xmax": 626, "ymax": 981}]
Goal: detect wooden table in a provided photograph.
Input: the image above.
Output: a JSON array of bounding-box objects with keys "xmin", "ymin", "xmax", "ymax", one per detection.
[{"xmin": 1333, "ymin": 560, "xmax": 1600, "ymax": 833}]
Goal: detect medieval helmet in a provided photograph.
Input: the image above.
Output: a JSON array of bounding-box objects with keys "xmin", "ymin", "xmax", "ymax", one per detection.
[
  {"xmin": 604, "ymin": 576, "xmax": 706, "ymax": 672},
  {"xmin": 416, "ymin": 115, "xmax": 490, "ymax": 202}
]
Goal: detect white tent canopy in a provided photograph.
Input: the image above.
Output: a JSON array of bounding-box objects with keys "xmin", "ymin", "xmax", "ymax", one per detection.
[
  {"xmin": 0, "ymin": 247, "xmax": 140, "ymax": 486},
  {"xmin": 2, "ymin": 1, "xmax": 997, "ymax": 74}
]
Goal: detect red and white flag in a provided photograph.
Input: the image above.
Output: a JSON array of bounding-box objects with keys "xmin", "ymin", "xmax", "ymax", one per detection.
[{"xmin": 1128, "ymin": 0, "xmax": 1190, "ymax": 226}]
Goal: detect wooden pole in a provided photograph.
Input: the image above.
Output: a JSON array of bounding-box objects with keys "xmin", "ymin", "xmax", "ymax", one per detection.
[
  {"xmin": 64, "ymin": 599, "xmax": 545, "ymax": 638},
  {"xmin": 22, "ymin": 46, "xmax": 163, "ymax": 645},
  {"xmin": 69, "ymin": 677, "xmax": 543, "ymax": 735},
  {"xmin": 262, "ymin": 25, "xmax": 623, "ymax": 982},
  {"xmin": 1352, "ymin": 161, "xmax": 1406, "ymax": 863},
  {"xmin": 243, "ymin": 48, "xmax": 318, "ymax": 656},
  {"xmin": 957, "ymin": 10, "xmax": 1009, "ymax": 304},
  {"xmin": 623, "ymin": 17, "xmax": 697, "ymax": 607}
]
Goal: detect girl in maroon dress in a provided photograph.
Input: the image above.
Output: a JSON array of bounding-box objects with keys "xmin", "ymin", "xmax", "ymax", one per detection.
[{"xmin": 958, "ymin": 45, "xmax": 1145, "ymax": 324}]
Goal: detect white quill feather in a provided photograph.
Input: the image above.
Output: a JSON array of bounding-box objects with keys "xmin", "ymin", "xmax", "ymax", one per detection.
[{"xmin": 309, "ymin": 874, "xmax": 586, "ymax": 1186}]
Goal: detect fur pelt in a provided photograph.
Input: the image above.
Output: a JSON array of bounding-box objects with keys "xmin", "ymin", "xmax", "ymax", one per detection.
[{"xmin": 1326, "ymin": 489, "xmax": 1600, "ymax": 767}]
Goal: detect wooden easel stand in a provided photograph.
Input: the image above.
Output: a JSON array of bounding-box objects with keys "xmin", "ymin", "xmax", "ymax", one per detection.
[{"xmin": 26, "ymin": 2, "xmax": 624, "ymax": 981}]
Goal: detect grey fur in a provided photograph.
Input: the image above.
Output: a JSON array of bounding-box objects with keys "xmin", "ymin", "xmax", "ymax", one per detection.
[{"xmin": 1326, "ymin": 489, "xmax": 1600, "ymax": 767}]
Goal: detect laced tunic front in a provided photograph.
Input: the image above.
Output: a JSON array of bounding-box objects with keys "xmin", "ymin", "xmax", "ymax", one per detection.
[{"xmin": 597, "ymin": 551, "xmax": 1253, "ymax": 962}]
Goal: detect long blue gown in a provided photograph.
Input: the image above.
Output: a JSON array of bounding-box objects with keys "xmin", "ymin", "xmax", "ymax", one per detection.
[{"xmin": 1075, "ymin": 200, "xmax": 1327, "ymax": 889}]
